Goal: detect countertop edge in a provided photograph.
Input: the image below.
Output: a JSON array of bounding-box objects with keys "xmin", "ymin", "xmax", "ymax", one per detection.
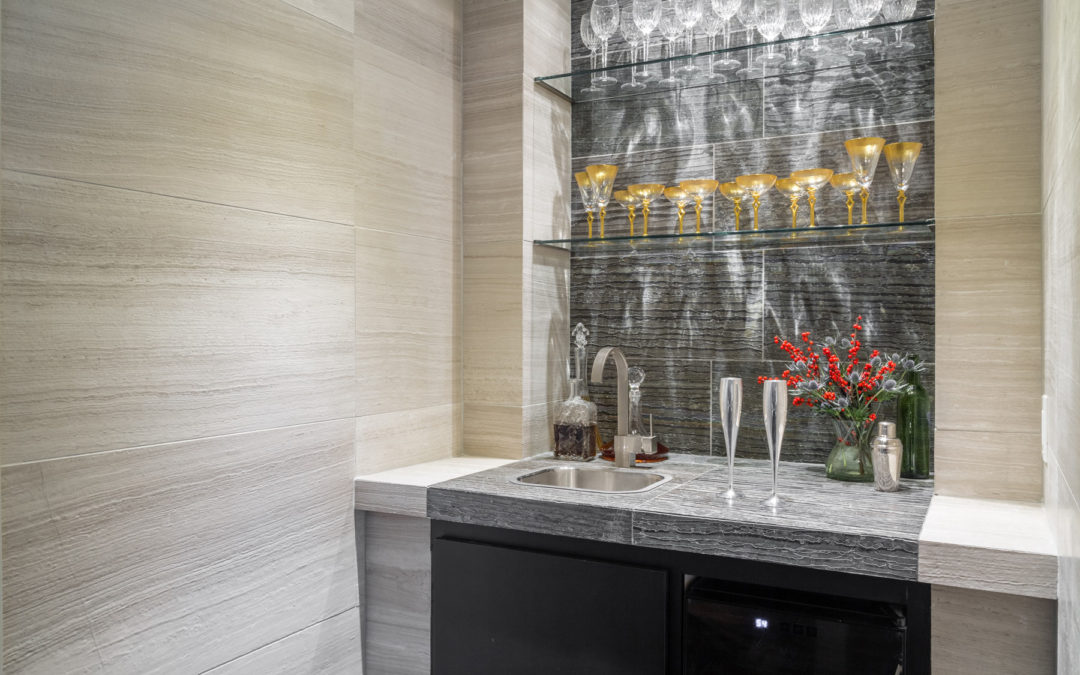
[{"xmin": 354, "ymin": 456, "xmax": 517, "ymax": 518}]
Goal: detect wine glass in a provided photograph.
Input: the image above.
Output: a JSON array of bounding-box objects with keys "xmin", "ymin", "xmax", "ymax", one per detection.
[
  {"xmin": 628, "ymin": 183, "xmax": 667, "ymax": 235},
  {"xmin": 659, "ymin": 5, "xmax": 685, "ymax": 85},
  {"xmin": 782, "ymin": 13, "xmax": 810, "ymax": 70},
  {"xmin": 580, "ymin": 14, "xmax": 602, "ymax": 93},
  {"xmin": 834, "ymin": 2, "xmax": 865, "ymax": 61},
  {"xmin": 674, "ymin": 0, "xmax": 705, "ymax": 74},
  {"xmin": 621, "ymin": 12, "xmax": 648, "ymax": 90},
  {"xmin": 633, "ymin": 0, "xmax": 663, "ymax": 79},
  {"xmin": 663, "ymin": 186, "xmax": 692, "ymax": 233},
  {"xmin": 753, "ymin": 0, "xmax": 788, "ymax": 67},
  {"xmin": 849, "ymin": 0, "xmax": 883, "ymax": 50},
  {"xmin": 762, "ymin": 379, "xmax": 788, "ymax": 508},
  {"xmin": 586, "ymin": 164, "xmax": 619, "ymax": 237},
  {"xmin": 844, "ymin": 136, "xmax": 885, "ymax": 224},
  {"xmin": 734, "ymin": 0, "xmax": 759, "ymax": 78},
  {"xmin": 711, "ymin": 0, "xmax": 744, "ymax": 71},
  {"xmin": 679, "ymin": 179, "xmax": 719, "ymax": 232},
  {"xmin": 829, "ymin": 172, "xmax": 859, "ymax": 225},
  {"xmin": 718, "ymin": 377, "xmax": 742, "ymax": 500},
  {"xmin": 575, "ymin": 171, "xmax": 599, "ymax": 238},
  {"xmin": 700, "ymin": 6, "xmax": 726, "ymax": 79},
  {"xmin": 799, "ymin": 0, "xmax": 832, "ymax": 56},
  {"xmin": 614, "ymin": 190, "xmax": 642, "ymax": 235},
  {"xmin": 735, "ymin": 173, "xmax": 777, "ymax": 230},
  {"xmin": 881, "ymin": 0, "xmax": 916, "ymax": 53},
  {"xmin": 791, "ymin": 168, "xmax": 833, "ymax": 227},
  {"xmin": 774, "ymin": 176, "xmax": 805, "ymax": 229},
  {"xmin": 591, "ymin": 0, "xmax": 621, "ymax": 85},
  {"xmin": 883, "ymin": 142, "xmax": 921, "ymax": 222},
  {"xmin": 719, "ymin": 181, "xmax": 749, "ymax": 230}
]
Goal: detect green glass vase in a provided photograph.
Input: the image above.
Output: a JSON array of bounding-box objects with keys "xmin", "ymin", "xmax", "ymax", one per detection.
[
  {"xmin": 898, "ymin": 370, "xmax": 932, "ymax": 479},
  {"xmin": 825, "ymin": 417, "xmax": 875, "ymax": 482}
]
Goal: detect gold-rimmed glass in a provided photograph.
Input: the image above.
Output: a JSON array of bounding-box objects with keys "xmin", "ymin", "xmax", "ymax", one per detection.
[
  {"xmin": 679, "ymin": 179, "xmax": 719, "ymax": 233},
  {"xmin": 774, "ymin": 177, "xmax": 805, "ymax": 230},
  {"xmin": 883, "ymin": 142, "xmax": 922, "ymax": 223},
  {"xmin": 586, "ymin": 164, "xmax": 618, "ymax": 238},
  {"xmin": 574, "ymin": 171, "xmax": 598, "ymax": 238},
  {"xmin": 844, "ymin": 137, "xmax": 886, "ymax": 225},
  {"xmin": 663, "ymin": 186, "xmax": 691, "ymax": 234},
  {"xmin": 719, "ymin": 182, "xmax": 748, "ymax": 231},
  {"xmin": 613, "ymin": 190, "xmax": 641, "ymax": 236},
  {"xmin": 828, "ymin": 173, "xmax": 860, "ymax": 226},
  {"xmin": 628, "ymin": 183, "xmax": 666, "ymax": 236},
  {"xmin": 791, "ymin": 168, "xmax": 834, "ymax": 228},
  {"xmin": 735, "ymin": 174, "xmax": 777, "ymax": 231}
]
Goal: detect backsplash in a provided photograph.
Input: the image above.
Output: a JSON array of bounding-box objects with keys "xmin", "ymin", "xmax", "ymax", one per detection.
[{"xmin": 568, "ymin": 0, "xmax": 936, "ymax": 463}]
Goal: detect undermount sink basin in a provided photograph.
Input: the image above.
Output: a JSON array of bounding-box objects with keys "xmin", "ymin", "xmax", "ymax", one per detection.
[{"xmin": 512, "ymin": 466, "xmax": 672, "ymax": 494}]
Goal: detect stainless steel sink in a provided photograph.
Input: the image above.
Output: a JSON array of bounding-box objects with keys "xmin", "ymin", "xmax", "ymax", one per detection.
[{"xmin": 512, "ymin": 466, "xmax": 672, "ymax": 494}]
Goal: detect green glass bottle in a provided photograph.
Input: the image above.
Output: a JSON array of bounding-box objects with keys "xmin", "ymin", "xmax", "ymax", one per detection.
[{"xmin": 898, "ymin": 369, "xmax": 932, "ymax": 479}]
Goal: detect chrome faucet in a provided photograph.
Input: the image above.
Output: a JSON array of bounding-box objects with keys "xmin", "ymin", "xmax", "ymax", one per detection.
[{"xmin": 591, "ymin": 346, "xmax": 642, "ymax": 468}]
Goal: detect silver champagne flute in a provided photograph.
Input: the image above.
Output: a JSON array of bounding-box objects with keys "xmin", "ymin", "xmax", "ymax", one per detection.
[
  {"xmin": 719, "ymin": 377, "xmax": 742, "ymax": 499},
  {"xmin": 763, "ymin": 379, "xmax": 787, "ymax": 507}
]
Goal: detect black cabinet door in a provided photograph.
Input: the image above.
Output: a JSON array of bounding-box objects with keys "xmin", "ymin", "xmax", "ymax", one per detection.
[{"xmin": 432, "ymin": 537, "xmax": 668, "ymax": 675}]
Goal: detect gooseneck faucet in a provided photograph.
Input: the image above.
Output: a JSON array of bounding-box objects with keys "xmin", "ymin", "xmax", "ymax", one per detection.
[{"xmin": 591, "ymin": 346, "xmax": 642, "ymax": 468}]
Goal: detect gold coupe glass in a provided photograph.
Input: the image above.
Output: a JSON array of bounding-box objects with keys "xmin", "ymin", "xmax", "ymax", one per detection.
[
  {"xmin": 574, "ymin": 171, "xmax": 598, "ymax": 238},
  {"xmin": 829, "ymin": 173, "xmax": 859, "ymax": 226},
  {"xmin": 613, "ymin": 190, "xmax": 641, "ymax": 236},
  {"xmin": 679, "ymin": 179, "xmax": 719, "ymax": 233},
  {"xmin": 663, "ymin": 187, "xmax": 691, "ymax": 234},
  {"xmin": 735, "ymin": 174, "xmax": 777, "ymax": 231},
  {"xmin": 791, "ymin": 168, "xmax": 834, "ymax": 228},
  {"xmin": 844, "ymin": 137, "xmax": 886, "ymax": 225},
  {"xmin": 719, "ymin": 182, "xmax": 748, "ymax": 231},
  {"xmin": 883, "ymin": 142, "xmax": 922, "ymax": 223},
  {"xmin": 586, "ymin": 164, "xmax": 618, "ymax": 238},
  {"xmin": 628, "ymin": 183, "xmax": 666, "ymax": 236},
  {"xmin": 774, "ymin": 177, "xmax": 805, "ymax": 230}
]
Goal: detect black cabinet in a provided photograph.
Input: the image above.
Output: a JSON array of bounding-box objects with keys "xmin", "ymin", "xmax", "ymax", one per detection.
[{"xmin": 432, "ymin": 537, "xmax": 668, "ymax": 674}]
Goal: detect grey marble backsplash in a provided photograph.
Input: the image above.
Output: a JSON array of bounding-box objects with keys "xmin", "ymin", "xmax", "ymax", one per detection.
[{"xmin": 568, "ymin": 0, "xmax": 936, "ymax": 465}]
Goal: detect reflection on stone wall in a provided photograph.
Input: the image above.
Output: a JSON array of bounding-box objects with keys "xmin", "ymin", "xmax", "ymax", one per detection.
[{"xmin": 569, "ymin": 0, "xmax": 936, "ymax": 463}]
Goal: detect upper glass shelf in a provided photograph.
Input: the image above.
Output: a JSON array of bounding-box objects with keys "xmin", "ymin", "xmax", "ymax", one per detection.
[
  {"xmin": 534, "ymin": 219, "xmax": 935, "ymax": 253},
  {"xmin": 536, "ymin": 15, "xmax": 934, "ymax": 103}
]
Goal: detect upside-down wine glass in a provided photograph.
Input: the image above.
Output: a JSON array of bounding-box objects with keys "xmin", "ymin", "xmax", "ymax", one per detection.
[
  {"xmin": 663, "ymin": 186, "xmax": 692, "ymax": 233},
  {"xmin": 621, "ymin": 11, "xmax": 648, "ymax": 90},
  {"xmin": 633, "ymin": 0, "xmax": 663, "ymax": 79},
  {"xmin": 791, "ymin": 168, "xmax": 834, "ymax": 227},
  {"xmin": 586, "ymin": 164, "xmax": 618, "ymax": 237},
  {"xmin": 774, "ymin": 176, "xmax": 805, "ymax": 229},
  {"xmin": 680, "ymin": 179, "xmax": 719, "ymax": 233},
  {"xmin": 659, "ymin": 4, "xmax": 685, "ymax": 85},
  {"xmin": 828, "ymin": 172, "xmax": 859, "ymax": 225},
  {"xmin": 799, "ymin": 0, "xmax": 833, "ymax": 56},
  {"xmin": 753, "ymin": 0, "xmax": 788, "ymax": 67},
  {"xmin": 845, "ymin": 136, "xmax": 885, "ymax": 224},
  {"xmin": 700, "ymin": 6, "xmax": 726, "ymax": 79},
  {"xmin": 883, "ymin": 141, "xmax": 921, "ymax": 223},
  {"xmin": 580, "ymin": 14, "xmax": 603, "ymax": 93},
  {"xmin": 735, "ymin": 173, "xmax": 777, "ymax": 230},
  {"xmin": 849, "ymin": 0, "xmax": 883, "ymax": 50},
  {"xmin": 591, "ymin": 0, "xmax": 621, "ymax": 85},
  {"xmin": 614, "ymin": 190, "xmax": 642, "ymax": 235},
  {"xmin": 674, "ymin": 0, "xmax": 705, "ymax": 74},
  {"xmin": 881, "ymin": 0, "xmax": 916, "ymax": 53},
  {"xmin": 574, "ymin": 171, "xmax": 599, "ymax": 238},
  {"xmin": 719, "ymin": 181, "xmax": 749, "ymax": 230},
  {"xmin": 711, "ymin": 0, "xmax": 744, "ymax": 71},
  {"xmin": 628, "ymin": 183, "xmax": 667, "ymax": 235}
]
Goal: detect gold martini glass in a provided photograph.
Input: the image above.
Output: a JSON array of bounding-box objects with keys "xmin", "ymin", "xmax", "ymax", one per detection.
[
  {"xmin": 663, "ymin": 186, "xmax": 692, "ymax": 234},
  {"xmin": 791, "ymin": 168, "xmax": 834, "ymax": 228},
  {"xmin": 679, "ymin": 179, "xmax": 719, "ymax": 234},
  {"xmin": 628, "ymin": 183, "xmax": 666, "ymax": 236},
  {"xmin": 719, "ymin": 182, "xmax": 748, "ymax": 231},
  {"xmin": 829, "ymin": 172, "xmax": 860, "ymax": 226},
  {"xmin": 613, "ymin": 190, "xmax": 641, "ymax": 236},
  {"xmin": 585, "ymin": 164, "xmax": 618, "ymax": 238},
  {"xmin": 774, "ymin": 177, "xmax": 805, "ymax": 230},
  {"xmin": 735, "ymin": 174, "xmax": 777, "ymax": 231}
]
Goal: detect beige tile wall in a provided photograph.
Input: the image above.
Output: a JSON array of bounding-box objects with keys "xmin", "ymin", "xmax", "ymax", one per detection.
[
  {"xmin": 934, "ymin": 0, "xmax": 1045, "ymax": 502},
  {"xmin": 2, "ymin": 0, "xmax": 462, "ymax": 670}
]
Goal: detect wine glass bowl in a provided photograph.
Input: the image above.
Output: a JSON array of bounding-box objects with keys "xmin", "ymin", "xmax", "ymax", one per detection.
[
  {"xmin": 828, "ymin": 172, "xmax": 860, "ymax": 226},
  {"xmin": 680, "ymin": 179, "xmax": 720, "ymax": 233},
  {"xmin": 791, "ymin": 168, "xmax": 834, "ymax": 227},
  {"xmin": 590, "ymin": 0, "xmax": 621, "ymax": 85},
  {"xmin": 883, "ymin": 141, "xmax": 922, "ymax": 222},
  {"xmin": 799, "ymin": 0, "xmax": 833, "ymax": 56},
  {"xmin": 586, "ymin": 164, "xmax": 619, "ymax": 237},
  {"xmin": 663, "ymin": 186, "xmax": 692, "ymax": 233},
  {"xmin": 844, "ymin": 136, "xmax": 885, "ymax": 224},
  {"xmin": 774, "ymin": 176, "xmax": 806, "ymax": 229},
  {"xmin": 735, "ymin": 173, "xmax": 778, "ymax": 230},
  {"xmin": 613, "ymin": 189, "xmax": 642, "ymax": 235},
  {"xmin": 753, "ymin": 0, "xmax": 788, "ymax": 67},
  {"xmin": 719, "ymin": 181, "xmax": 749, "ymax": 231},
  {"xmin": 628, "ymin": 183, "xmax": 667, "ymax": 235},
  {"xmin": 575, "ymin": 171, "xmax": 599, "ymax": 238}
]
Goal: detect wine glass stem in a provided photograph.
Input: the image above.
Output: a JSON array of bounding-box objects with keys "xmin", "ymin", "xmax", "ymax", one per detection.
[
  {"xmin": 694, "ymin": 200, "xmax": 703, "ymax": 233},
  {"xmin": 643, "ymin": 202, "xmax": 650, "ymax": 235},
  {"xmin": 752, "ymin": 195, "xmax": 761, "ymax": 230},
  {"xmin": 628, "ymin": 207, "xmax": 636, "ymax": 236},
  {"xmin": 897, "ymin": 189, "xmax": 906, "ymax": 222},
  {"xmin": 590, "ymin": 50, "xmax": 598, "ymax": 84},
  {"xmin": 586, "ymin": 210, "xmax": 594, "ymax": 239},
  {"xmin": 860, "ymin": 187, "xmax": 869, "ymax": 224},
  {"xmin": 723, "ymin": 22, "xmax": 731, "ymax": 50},
  {"xmin": 599, "ymin": 206, "xmax": 607, "ymax": 237},
  {"xmin": 677, "ymin": 206, "xmax": 684, "ymax": 234},
  {"xmin": 846, "ymin": 193, "xmax": 854, "ymax": 225},
  {"xmin": 808, "ymin": 191, "xmax": 817, "ymax": 227},
  {"xmin": 642, "ymin": 35, "xmax": 651, "ymax": 77},
  {"xmin": 734, "ymin": 202, "xmax": 741, "ymax": 230},
  {"xmin": 601, "ymin": 38, "xmax": 609, "ymax": 78},
  {"xmin": 789, "ymin": 200, "xmax": 798, "ymax": 229}
]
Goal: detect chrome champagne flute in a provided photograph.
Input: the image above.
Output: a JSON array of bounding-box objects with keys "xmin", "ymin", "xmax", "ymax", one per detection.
[
  {"xmin": 719, "ymin": 377, "xmax": 742, "ymax": 499},
  {"xmin": 763, "ymin": 379, "xmax": 787, "ymax": 507}
]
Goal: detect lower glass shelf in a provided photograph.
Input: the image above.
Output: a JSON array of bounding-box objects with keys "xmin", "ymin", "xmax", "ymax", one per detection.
[{"xmin": 534, "ymin": 219, "xmax": 934, "ymax": 253}]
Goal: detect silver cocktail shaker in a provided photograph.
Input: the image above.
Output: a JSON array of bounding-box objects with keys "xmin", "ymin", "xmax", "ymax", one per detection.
[{"xmin": 871, "ymin": 421, "xmax": 903, "ymax": 492}]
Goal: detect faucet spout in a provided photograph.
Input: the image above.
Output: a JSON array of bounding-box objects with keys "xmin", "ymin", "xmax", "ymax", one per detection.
[{"xmin": 591, "ymin": 346, "xmax": 640, "ymax": 467}]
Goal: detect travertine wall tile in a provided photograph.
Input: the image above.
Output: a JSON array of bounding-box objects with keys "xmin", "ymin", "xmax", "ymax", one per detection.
[
  {"xmin": 356, "ymin": 403, "xmax": 461, "ymax": 475},
  {"xmin": 204, "ymin": 608, "xmax": 362, "ymax": 674},
  {"xmin": 282, "ymin": 0, "xmax": 354, "ymax": 33},
  {"xmin": 463, "ymin": 402, "xmax": 525, "ymax": 459},
  {"xmin": 933, "ymin": 430, "xmax": 1044, "ymax": 502},
  {"xmin": 464, "ymin": 240, "xmax": 525, "ymax": 406},
  {"xmin": 357, "ymin": 0, "xmax": 460, "ymax": 78}
]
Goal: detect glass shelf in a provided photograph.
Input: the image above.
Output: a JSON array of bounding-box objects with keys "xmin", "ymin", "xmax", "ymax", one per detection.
[
  {"xmin": 534, "ymin": 219, "xmax": 934, "ymax": 253},
  {"xmin": 536, "ymin": 15, "xmax": 934, "ymax": 103}
]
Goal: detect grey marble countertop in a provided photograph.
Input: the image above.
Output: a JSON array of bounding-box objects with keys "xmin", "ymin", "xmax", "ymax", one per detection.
[{"xmin": 427, "ymin": 454, "xmax": 934, "ymax": 581}]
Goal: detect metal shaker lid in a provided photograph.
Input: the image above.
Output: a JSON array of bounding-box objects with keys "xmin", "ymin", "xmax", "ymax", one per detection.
[{"xmin": 877, "ymin": 421, "xmax": 897, "ymax": 438}]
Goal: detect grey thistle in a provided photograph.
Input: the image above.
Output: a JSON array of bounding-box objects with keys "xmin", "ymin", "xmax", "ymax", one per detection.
[{"xmin": 882, "ymin": 379, "xmax": 898, "ymax": 391}]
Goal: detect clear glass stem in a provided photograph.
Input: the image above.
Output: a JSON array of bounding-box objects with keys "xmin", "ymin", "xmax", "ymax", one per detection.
[
  {"xmin": 723, "ymin": 22, "xmax": 731, "ymax": 50},
  {"xmin": 709, "ymin": 35, "xmax": 716, "ymax": 72},
  {"xmin": 894, "ymin": 25, "xmax": 904, "ymax": 45},
  {"xmin": 601, "ymin": 38, "xmax": 609, "ymax": 79},
  {"xmin": 642, "ymin": 36, "xmax": 651, "ymax": 77},
  {"xmin": 590, "ymin": 50, "xmax": 598, "ymax": 84}
]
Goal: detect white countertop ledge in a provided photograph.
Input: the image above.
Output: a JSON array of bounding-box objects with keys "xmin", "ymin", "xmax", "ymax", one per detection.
[
  {"xmin": 918, "ymin": 495, "xmax": 1058, "ymax": 599},
  {"xmin": 354, "ymin": 457, "xmax": 516, "ymax": 518}
]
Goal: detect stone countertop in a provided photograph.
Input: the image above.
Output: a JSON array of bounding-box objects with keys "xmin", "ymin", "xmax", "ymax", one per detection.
[{"xmin": 426, "ymin": 454, "xmax": 935, "ymax": 582}]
